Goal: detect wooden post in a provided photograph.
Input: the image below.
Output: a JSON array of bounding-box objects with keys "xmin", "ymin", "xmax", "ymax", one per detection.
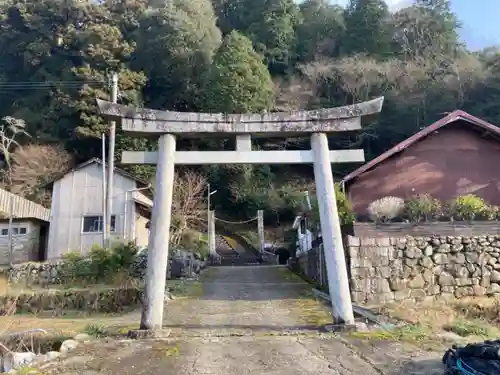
[{"xmin": 209, "ymin": 211, "xmax": 216, "ymax": 257}]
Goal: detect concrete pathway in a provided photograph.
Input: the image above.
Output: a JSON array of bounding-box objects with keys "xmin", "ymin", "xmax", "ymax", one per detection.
[{"xmin": 40, "ymin": 266, "xmax": 445, "ymax": 375}]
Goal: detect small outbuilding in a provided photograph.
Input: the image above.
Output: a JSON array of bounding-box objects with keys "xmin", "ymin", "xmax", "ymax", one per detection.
[{"xmin": 45, "ymin": 158, "xmax": 153, "ymax": 260}]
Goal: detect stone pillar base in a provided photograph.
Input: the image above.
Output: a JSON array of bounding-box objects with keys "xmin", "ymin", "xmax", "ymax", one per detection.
[
  {"xmin": 323, "ymin": 322, "xmax": 368, "ymax": 333},
  {"xmin": 127, "ymin": 329, "xmax": 172, "ymax": 340}
]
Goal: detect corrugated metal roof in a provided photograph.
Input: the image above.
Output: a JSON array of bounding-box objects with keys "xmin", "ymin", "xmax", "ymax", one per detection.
[{"xmin": 0, "ymin": 188, "xmax": 50, "ymax": 222}]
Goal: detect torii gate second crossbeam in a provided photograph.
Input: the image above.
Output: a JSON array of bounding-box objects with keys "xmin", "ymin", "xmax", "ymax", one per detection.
[{"xmin": 97, "ymin": 97, "xmax": 384, "ymax": 331}]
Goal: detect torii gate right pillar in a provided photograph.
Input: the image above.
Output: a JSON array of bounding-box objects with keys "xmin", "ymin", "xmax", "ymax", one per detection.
[{"xmin": 312, "ymin": 133, "xmax": 354, "ymax": 323}]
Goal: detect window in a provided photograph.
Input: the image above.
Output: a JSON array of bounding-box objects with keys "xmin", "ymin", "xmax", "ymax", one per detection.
[
  {"xmin": 0, "ymin": 227, "xmax": 27, "ymax": 236},
  {"xmin": 82, "ymin": 215, "xmax": 116, "ymax": 233}
]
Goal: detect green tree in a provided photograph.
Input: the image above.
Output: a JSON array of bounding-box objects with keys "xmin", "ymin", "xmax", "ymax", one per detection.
[
  {"xmin": 201, "ymin": 32, "xmax": 276, "ymax": 219},
  {"xmin": 0, "ymin": 0, "xmax": 498, "ymax": 228},
  {"xmin": 202, "ymin": 31, "xmax": 274, "ymax": 113},
  {"xmin": 0, "ymin": 0, "xmax": 148, "ymax": 162},
  {"xmin": 295, "ymin": 0, "xmax": 345, "ymax": 62},
  {"xmin": 248, "ymin": 0, "xmax": 301, "ymax": 72},
  {"xmin": 133, "ymin": 0, "xmax": 221, "ymax": 111},
  {"xmin": 212, "ymin": 0, "xmax": 301, "ymax": 72},
  {"xmin": 342, "ymin": 0, "xmax": 392, "ymax": 58},
  {"xmin": 391, "ymin": 0, "xmax": 461, "ymax": 61}
]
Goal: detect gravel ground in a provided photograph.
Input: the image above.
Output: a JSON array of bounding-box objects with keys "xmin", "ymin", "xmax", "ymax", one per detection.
[{"xmin": 37, "ymin": 265, "xmax": 445, "ymax": 375}]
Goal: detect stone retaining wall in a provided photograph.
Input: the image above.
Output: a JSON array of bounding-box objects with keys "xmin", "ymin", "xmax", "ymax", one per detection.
[
  {"xmin": 8, "ymin": 262, "xmax": 62, "ymax": 285},
  {"xmin": 7, "ymin": 251, "xmax": 207, "ymax": 286},
  {"xmin": 0, "ymin": 287, "xmax": 143, "ymax": 315},
  {"xmin": 348, "ymin": 235, "xmax": 500, "ymax": 305},
  {"xmin": 294, "ymin": 234, "xmax": 500, "ymax": 305}
]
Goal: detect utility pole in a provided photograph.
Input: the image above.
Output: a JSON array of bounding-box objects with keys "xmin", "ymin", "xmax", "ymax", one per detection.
[
  {"xmin": 7, "ymin": 195, "xmax": 13, "ymax": 267},
  {"xmin": 101, "ymin": 133, "xmax": 107, "ymax": 247},
  {"xmin": 207, "ymin": 183, "xmax": 210, "ymax": 256},
  {"xmin": 207, "ymin": 184, "xmax": 218, "ymax": 256},
  {"xmin": 105, "ymin": 73, "xmax": 118, "ymax": 245}
]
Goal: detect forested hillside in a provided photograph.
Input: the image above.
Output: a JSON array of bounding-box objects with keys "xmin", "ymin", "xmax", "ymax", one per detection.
[{"xmin": 0, "ymin": 0, "xmax": 498, "ymax": 224}]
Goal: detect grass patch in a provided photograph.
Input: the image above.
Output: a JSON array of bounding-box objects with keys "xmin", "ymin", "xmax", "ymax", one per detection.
[
  {"xmin": 154, "ymin": 343, "xmax": 181, "ymax": 357},
  {"xmin": 443, "ymin": 319, "xmax": 498, "ymax": 338},
  {"xmin": 276, "ymin": 267, "xmax": 304, "ymax": 283},
  {"xmin": 349, "ymin": 324, "xmax": 430, "ymax": 343},
  {"xmin": 167, "ymin": 280, "xmax": 204, "ymax": 298},
  {"xmin": 0, "ymin": 312, "xmax": 140, "ymax": 337},
  {"xmin": 83, "ymin": 323, "xmax": 111, "ymax": 338},
  {"xmin": 373, "ymin": 297, "xmax": 500, "ymax": 347},
  {"xmin": 198, "ymin": 268, "xmax": 217, "ymax": 281},
  {"xmin": 294, "ymin": 297, "xmax": 333, "ymax": 326},
  {"xmin": 0, "ymin": 279, "xmax": 203, "ymax": 343},
  {"xmin": 454, "ymin": 298, "xmax": 500, "ymax": 325},
  {"xmin": 14, "ymin": 366, "xmax": 47, "ymax": 375}
]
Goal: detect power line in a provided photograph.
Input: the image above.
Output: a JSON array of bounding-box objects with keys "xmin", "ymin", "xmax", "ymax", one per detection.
[{"xmin": 0, "ymin": 80, "xmax": 107, "ymax": 90}]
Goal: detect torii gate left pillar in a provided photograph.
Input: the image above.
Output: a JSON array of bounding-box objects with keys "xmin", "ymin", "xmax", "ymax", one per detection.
[{"xmin": 97, "ymin": 97, "xmax": 384, "ymax": 331}]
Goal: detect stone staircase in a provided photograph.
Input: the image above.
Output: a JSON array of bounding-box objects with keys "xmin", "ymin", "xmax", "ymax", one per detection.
[{"xmin": 215, "ymin": 235, "xmax": 264, "ymax": 266}]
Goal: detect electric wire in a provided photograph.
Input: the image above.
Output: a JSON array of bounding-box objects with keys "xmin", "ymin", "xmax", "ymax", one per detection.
[{"xmin": 0, "ymin": 80, "xmax": 107, "ymax": 90}]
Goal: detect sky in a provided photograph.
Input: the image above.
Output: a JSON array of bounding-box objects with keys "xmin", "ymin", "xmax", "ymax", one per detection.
[{"xmin": 330, "ymin": 0, "xmax": 500, "ymax": 51}]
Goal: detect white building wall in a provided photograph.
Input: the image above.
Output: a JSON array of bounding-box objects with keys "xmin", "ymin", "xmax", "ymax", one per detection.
[
  {"xmin": 134, "ymin": 214, "xmax": 150, "ymax": 249},
  {"xmin": 47, "ymin": 163, "xmax": 139, "ymax": 259},
  {"xmin": 296, "ymin": 228, "xmax": 313, "ymax": 256},
  {"xmin": 294, "ymin": 216, "xmax": 314, "ymax": 257}
]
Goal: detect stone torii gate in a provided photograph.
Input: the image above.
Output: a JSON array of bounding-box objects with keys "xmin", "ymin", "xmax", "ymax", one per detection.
[{"xmin": 97, "ymin": 97, "xmax": 384, "ymax": 331}]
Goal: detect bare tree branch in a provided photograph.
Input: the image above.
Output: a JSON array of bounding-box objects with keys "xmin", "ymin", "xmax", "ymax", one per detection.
[
  {"xmin": 9, "ymin": 144, "xmax": 74, "ymax": 205},
  {"xmin": 169, "ymin": 171, "xmax": 207, "ymax": 249}
]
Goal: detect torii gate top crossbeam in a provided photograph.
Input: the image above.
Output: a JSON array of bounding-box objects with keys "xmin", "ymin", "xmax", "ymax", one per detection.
[{"xmin": 96, "ymin": 97, "xmax": 384, "ymax": 137}]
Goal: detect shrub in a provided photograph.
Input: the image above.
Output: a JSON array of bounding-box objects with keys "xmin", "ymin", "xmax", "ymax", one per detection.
[
  {"xmin": 335, "ymin": 184, "xmax": 355, "ymax": 225},
  {"xmin": 367, "ymin": 196, "xmax": 405, "ymax": 223},
  {"xmin": 195, "ymin": 236, "xmax": 210, "ymax": 260},
  {"xmin": 310, "ymin": 184, "xmax": 355, "ymax": 225},
  {"xmin": 58, "ymin": 251, "xmax": 92, "ymax": 284},
  {"xmin": 450, "ymin": 194, "xmax": 488, "ymax": 220},
  {"xmin": 59, "ymin": 242, "xmax": 140, "ymax": 285},
  {"xmin": 89, "ymin": 245, "xmax": 113, "ymax": 277},
  {"xmin": 404, "ymin": 194, "xmax": 442, "ymax": 222},
  {"xmin": 482, "ymin": 205, "xmax": 500, "ymax": 221},
  {"xmin": 110, "ymin": 241, "xmax": 139, "ymax": 269}
]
